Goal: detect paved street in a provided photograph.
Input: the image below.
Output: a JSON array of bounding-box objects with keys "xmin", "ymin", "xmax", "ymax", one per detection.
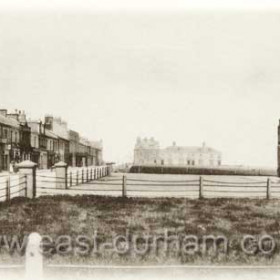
[{"xmin": 2, "ymin": 265, "xmax": 280, "ymax": 280}]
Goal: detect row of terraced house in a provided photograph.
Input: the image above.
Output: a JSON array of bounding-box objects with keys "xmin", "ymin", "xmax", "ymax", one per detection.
[{"xmin": 0, "ymin": 109, "xmax": 103, "ymax": 171}]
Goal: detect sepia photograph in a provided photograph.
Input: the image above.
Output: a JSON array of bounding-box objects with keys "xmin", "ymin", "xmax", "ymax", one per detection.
[{"xmin": 1, "ymin": 0, "xmax": 280, "ymax": 279}]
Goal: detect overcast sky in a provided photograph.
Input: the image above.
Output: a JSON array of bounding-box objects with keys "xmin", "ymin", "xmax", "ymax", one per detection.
[{"xmin": 1, "ymin": 1, "xmax": 280, "ymax": 167}]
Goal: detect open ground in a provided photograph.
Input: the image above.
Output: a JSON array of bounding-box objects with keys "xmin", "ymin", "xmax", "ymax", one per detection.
[{"xmin": 0, "ymin": 173, "xmax": 280, "ymax": 267}]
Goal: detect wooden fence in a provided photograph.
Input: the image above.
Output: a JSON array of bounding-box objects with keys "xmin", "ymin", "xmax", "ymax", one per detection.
[
  {"xmin": 0, "ymin": 163, "xmax": 112, "ymax": 202},
  {"xmin": 35, "ymin": 175, "xmax": 280, "ymax": 200},
  {"xmin": 0, "ymin": 174, "xmax": 27, "ymax": 202},
  {"xmin": 1, "ymin": 161, "xmax": 280, "ymax": 200}
]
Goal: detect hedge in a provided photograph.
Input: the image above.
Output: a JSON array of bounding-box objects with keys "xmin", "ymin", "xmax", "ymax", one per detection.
[{"xmin": 129, "ymin": 165, "xmax": 277, "ymax": 177}]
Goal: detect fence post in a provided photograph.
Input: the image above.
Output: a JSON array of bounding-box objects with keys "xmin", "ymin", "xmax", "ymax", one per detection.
[
  {"xmin": 70, "ymin": 172, "xmax": 72, "ymax": 187},
  {"xmin": 108, "ymin": 165, "xmax": 112, "ymax": 176},
  {"xmin": 267, "ymin": 178, "xmax": 271, "ymax": 199},
  {"xmin": 86, "ymin": 168, "xmax": 89, "ymax": 182},
  {"xmin": 25, "ymin": 232, "xmax": 43, "ymax": 280},
  {"xmin": 16, "ymin": 160, "xmax": 37, "ymax": 199},
  {"xmin": 54, "ymin": 161, "xmax": 68, "ymax": 189},
  {"xmin": 24, "ymin": 175, "xmax": 28, "ymax": 197},
  {"xmin": 6, "ymin": 177, "xmax": 10, "ymax": 202},
  {"xmin": 82, "ymin": 169, "xmax": 84, "ymax": 183},
  {"xmin": 90, "ymin": 168, "xmax": 93, "ymax": 181},
  {"xmin": 199, "ymin": 176, "xmax": 204, "ymax": 199},
  {"xmin": 122, "ymin": 175, "xmax": 127, "ymax": 197}
]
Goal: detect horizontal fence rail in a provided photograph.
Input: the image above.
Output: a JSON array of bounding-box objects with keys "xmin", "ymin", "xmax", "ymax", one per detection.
[
  {"xmin": 35, "ymin": 175, "xmax": 280, "ymax": 199},
  {"xmin": 0, "ymin": 164, "xmax": 112, "ymax": 202},
  {"xmin": 36, "ymin": 165, "xmax": 113, "ymax": 197},
  {"xmin": 1, "ymin": 160, "xmax": 280, "ymax": 200},
  {"xmin": 0, "ymin": 174, "xmax": 27, "ymax": 202}
]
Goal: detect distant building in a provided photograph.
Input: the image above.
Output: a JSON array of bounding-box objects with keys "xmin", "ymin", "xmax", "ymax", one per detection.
[{"xmin": 134, "ymin": 137, "xmax": 222, "ymax": 167}]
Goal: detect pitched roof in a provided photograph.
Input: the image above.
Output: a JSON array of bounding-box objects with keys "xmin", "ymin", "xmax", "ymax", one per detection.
[
  {"xmin": 45, "ymin": 129, "xmax": 58, "ymax": 139},
  {"xmin": 165, "ymin": 145, "xmax": 221, "ymax": 154},
  {"xmin": 0, "ymin": 114, "xmax": 19, "ymax": 128}
]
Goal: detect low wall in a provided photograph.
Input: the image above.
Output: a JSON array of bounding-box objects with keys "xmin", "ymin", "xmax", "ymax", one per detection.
[{"xmin": 129, "ymin": 165, "xmax": 277, "ymax": 177}]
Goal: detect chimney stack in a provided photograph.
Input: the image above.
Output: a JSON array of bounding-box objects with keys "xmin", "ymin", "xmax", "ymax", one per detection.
[
  {"xmin": 0, "ymin": 109, "xmax": 7, "ymax": 117},
  {"xmin": 19, "ymin": 110, "xmax": 27, "ymax": 124}
]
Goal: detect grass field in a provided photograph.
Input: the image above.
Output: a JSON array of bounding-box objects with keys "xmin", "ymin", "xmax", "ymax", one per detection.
[{"xmin": 1, "ymin": 193, "xmax": 280, "ymax": 266}]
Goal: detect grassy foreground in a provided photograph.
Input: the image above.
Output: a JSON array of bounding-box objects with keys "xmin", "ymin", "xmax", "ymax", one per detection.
[{"xmin": 1, "ymin": 195, "xmax": 280, "ymax": 265}]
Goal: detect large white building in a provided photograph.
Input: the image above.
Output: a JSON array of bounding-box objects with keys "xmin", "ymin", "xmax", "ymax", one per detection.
[{"xmin": 134, "ymin": 137, "xmax": 222, "ymax": 167}]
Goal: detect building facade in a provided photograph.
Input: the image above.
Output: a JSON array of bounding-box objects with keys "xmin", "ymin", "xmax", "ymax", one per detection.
[
  {"xmin": 134, "ymin": 137, "xmax": 222, "ymax": 167},
  {"xmin": 44, "ymin": 116, "xmax": 70, "ymax": 164},
  {"xmin": 69, "ymin": 130, "xmax": 80, "ymax": 167},
  {"xmin": 0, "ymin": 109, "xmax": 104, "ymax": 171},
  {"xmin": 69, "ymin": 134, "xmax": 103, "ymax": 167},
  {"xmin": 29, "ymin": 121, "xmax": 40, "ymax": 166},
  {"xmin": 0, "ymin": 109, "xmax": 32, "ymax": 171}
]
